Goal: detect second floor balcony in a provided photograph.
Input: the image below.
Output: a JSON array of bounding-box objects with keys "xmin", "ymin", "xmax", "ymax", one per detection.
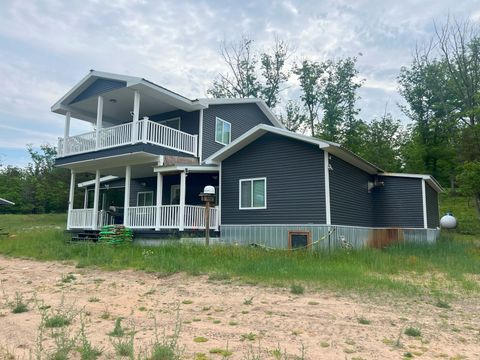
[{"xmin": 57, "ymin": 118, "xmax": 198, "ymax": 158}]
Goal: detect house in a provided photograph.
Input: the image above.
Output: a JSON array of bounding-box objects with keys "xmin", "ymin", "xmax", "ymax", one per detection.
[
  {"xmin": 53, "ymin": 70, "xmax": 441, "ymax": 248},
  {"xmin": 0, "ymin": 198, "xmax": 15, "ymax": 206}
]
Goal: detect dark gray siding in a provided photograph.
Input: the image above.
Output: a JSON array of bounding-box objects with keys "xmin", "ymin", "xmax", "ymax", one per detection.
[
  {"xmin": 85, "ymin": 177, "xmax": 156, "ymax": 206},
  {"xmin": 55, "ymin": 143, "xmax": 195, "ymax": 166},
  {"xmin": 373, "ymin": 176, "xmax": 424, "ymax": 228},
  {"xmin": 329, "ymin": 155, "xmax": 374, "ymax": 227},
  {"xmin": 70, "ymin": 79, "xmax": 126, "ymax": 104},
  {"xmin": 150, "ymin": 110, "xmax": 199, "ymax": 135},
  {"xmin": 221, "ymin": 133, "xmax": 325, "ymax": 225},
  {"xmin": 202, "ymin": 103, "xmax": 273, "ymax": 160},
  {"xmin": 425, "ymin": 183, "xmax": 439, "ymax": 228}
]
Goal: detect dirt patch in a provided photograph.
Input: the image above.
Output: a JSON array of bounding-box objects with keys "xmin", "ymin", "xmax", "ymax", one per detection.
[{"xmin": 0, "ymin": 256, "xmax": 479, "ymax": 359}]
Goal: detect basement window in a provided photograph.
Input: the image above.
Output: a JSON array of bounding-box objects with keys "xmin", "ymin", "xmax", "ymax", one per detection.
[
  {"xmin": 215, "ymin": 117, "xmax": 231, "ymax": 145},
  {"xmin": 239, "ymin": 178, "xmax": 266, "ymax": 209}
]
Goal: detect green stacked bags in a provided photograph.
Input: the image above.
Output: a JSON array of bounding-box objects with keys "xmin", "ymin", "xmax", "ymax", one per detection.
[{"xmin": 99, "ymin": 225, "xmax": 133, "ymax": 245}]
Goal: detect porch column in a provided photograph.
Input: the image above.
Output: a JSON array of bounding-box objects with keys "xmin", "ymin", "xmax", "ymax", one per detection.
[
  {"xmin": 83, "ymin": 188, "xmax": 88, "ymax": 209},
  {"xmin": 63, "ymin": 111, "xmax": 71, "ymax": 156},
  {"xmin": 66, "ymin": 170, "xmax": 76, "ymax": 230},
  {"xmin": 155, "ymin": 172, "xmax": 163, "ymax": 231},
  {"xmin": 131, "ymin": 90, "xmax": 140, "ymax": 144},
  {"xmin": 124, "ymin": 165, "xmax": 131, "ymax": 227},
  {"xmin": 179, "ymin": 171, "xmax": 186, "ymax": 231},
  {"xmin": 92, "ymin": 170, "xmax": 101, "ymax": 230},
  {"xmin": 95, "ymin": 96, "xmax": 104, "ymax": 149}
]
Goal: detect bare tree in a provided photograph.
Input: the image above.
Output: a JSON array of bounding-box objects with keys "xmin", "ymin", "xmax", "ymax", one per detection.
[{"xmin": 207, "ymin": 36, "xmax": 291, "ymax": 108}]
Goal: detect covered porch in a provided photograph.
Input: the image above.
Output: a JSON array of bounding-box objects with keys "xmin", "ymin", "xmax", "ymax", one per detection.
[{"xmin": 66, "ymin": 162, "xmax": 219, "ymax": 232}]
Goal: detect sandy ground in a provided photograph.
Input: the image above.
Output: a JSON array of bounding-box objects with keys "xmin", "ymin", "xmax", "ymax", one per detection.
[{"xmin": 0, "ymin": 256, "xmax": 479, "ymax": 359}]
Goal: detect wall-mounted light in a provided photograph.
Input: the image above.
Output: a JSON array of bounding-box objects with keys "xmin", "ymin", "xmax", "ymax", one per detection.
[{"xmin": 109, "ymin": 98, "xmax": 117, "ymax": 103}]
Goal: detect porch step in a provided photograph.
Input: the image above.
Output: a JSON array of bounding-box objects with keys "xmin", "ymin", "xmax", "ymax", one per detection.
[{"xmin": 67, "ymin": 230, "xmax": 100, "ymax": 243}]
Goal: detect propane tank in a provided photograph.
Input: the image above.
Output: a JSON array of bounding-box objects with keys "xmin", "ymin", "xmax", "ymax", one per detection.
[{"xmin": 440, "ymin": 212, "xmax": 457, "ymax": 229}]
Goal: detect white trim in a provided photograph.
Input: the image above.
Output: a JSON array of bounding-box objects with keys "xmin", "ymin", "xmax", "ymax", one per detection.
[
  {"xmin": 51, "ymin": 70, "xmax": 207, "ymax": 115},
  {"xmin": 124, "ymin": 165, "xmax": 131, "ymax": 226},
  {"xmin": 95, "ymin": 96, "xmax": 103, "ymax": 149},
  {"xmin": 158, "ymin": 116, "xmax": 181, "ymax": 130},
  {"xmin": 179, "ymin": 172, "xmax": 186, "ymax": 231},
  {"xmin": 137, "ymin": 191, "xmax": 154, "ymax": 206},
  {"xmin": 92, "ymin": 170, "xmax": 101, "ymax": 229},
  {"xmin": 155, "ymin": 173, "xmax": 163, "ymax": 230},
  {"xmin": 239, "ymin": 177, "xmax": 267, "ymax": 210},
  {"xmin": 78, "ymin": 175, "xmax": 119, "ymax": 188},
  {"xmin": 198, "ymin": 109, "xmax": 204, "ymax": 162},
  {"xmin": 215, "ymin": 117, "xmax": 232, "ymax": 146},
  {"xmin": 0, "ymin": 198, "xmax": 15, "ymax": 206},
  {"xmin": 422, "ymin": 179, "xmax": 428, "ymax": 229},
  {"xmin": 206, "ymin": 124, "xmax": 331, "ymax": 164},
  {"xmin": 218, "ymin": 162, "xmax": 222, "ymax": 228},
  {"xmin": 63, "ymin": 111, "xmax": 71, "ymax": 155},
  {"xmin": 154, "ymin": 165, "xmax": 218, "ymax": 173},
  {"xmin": 324, "ymin": 151, "xmax": 331, "ymax": 225},
  {"xmin": 382, "ymin": 173, "xmax": 443, "ymax": 193},
  {"xmin": 67, "ymin": 170, "xmax": 75, "ymax": 230}
]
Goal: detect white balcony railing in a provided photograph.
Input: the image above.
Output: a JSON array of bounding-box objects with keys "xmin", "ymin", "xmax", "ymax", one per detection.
[{"xmin": 58, "ymin": 119, "xmax": 198, "ymax": 158}]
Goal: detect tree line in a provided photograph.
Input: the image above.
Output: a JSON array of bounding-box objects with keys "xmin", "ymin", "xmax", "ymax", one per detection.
[
  {"xmin": 208, "ymin": 19, "xmax": 480, "ymax": 216},
  {"xmin": 1, "ymin": 18, "xmax": 479, "ymax": 216}
]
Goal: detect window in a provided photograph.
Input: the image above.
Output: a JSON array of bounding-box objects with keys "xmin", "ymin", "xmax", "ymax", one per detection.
[
  {"xmin": 215, "ymin": 117, "xmax": 231, "ymax": 145},
  {"xmin": 159, "ymin": 117, "xmax": 180, "ymax": 130},
  {"xmin": 239, "ymin": 178, "xmax": 266, "ymax": 209},
  {"xmin": 137, "ymin": 191, "xmax": 154, "ymax": 206},
  {"xmin": 170, "ymin": 185, "xmax": 180, "ymax": 205}
]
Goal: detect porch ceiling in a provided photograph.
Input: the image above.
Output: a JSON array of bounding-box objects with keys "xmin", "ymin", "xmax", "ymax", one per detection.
[
  {"xmin": 57, "ymin": 152, "xmax": 160, "ymax": 177},
  {"xmin": 64, "ymin": 86, "xmax": 184, "ymax": 125}
]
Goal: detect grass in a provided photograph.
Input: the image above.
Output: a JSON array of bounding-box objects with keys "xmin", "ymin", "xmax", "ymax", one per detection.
[
  {"xmin": 404, "ymin": 327, "xmax": 422, "ymax": 337},
  {"xmin": 0, "ymin": 199, "xmax": 479, "ymax": 299},
  {"xmin": 290, "ymin": 284, "xmax": 304, "ymax": 295}
]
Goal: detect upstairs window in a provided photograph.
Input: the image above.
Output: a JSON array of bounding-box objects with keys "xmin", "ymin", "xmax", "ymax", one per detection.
[
  {"xmin": 215, "ymin": 117, "xmax": 231, "ymax": 145},
  {"xmin": 239, "ymin": 178, "xmax": 266, "ymax": 209}
]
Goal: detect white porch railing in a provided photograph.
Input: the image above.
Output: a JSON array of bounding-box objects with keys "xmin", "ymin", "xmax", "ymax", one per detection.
[
  {"xmin": 68, "ymin": 209, "xmax": 113, "ymax": 229},
  {"xmin": 58, "ymin": 119, "xmax": 198, "ymax": 158},
  {"xmin": 126, "ymin": 205, "xmax": 218, "ymax": 230},
  {"xmin": 69, "ymin": 205, "xmax": 218, "ymax": 231}
]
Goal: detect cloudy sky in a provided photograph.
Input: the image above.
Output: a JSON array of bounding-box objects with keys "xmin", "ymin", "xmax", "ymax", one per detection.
[{"xmin": 1, "ymin": 0, "xmax": 479, "ymax": 167}]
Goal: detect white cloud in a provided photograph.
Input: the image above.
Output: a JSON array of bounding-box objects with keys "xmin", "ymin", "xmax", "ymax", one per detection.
[{"xmin": 0, "ymin": 0, "xmax": 478, "ymax": 165}]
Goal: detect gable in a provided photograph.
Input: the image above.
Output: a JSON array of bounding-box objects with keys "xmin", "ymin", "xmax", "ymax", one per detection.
[{"xmin": 70, "ymin": 78, "xmax": 126, "ymax": 104}]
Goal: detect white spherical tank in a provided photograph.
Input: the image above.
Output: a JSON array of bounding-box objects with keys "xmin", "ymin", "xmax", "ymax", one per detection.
[{"xmin": 440, "ymin": 212, "xmax": 457, "ymax": 229}]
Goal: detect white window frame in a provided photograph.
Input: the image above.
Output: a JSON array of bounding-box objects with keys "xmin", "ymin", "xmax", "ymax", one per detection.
[
  {"xmin": 239, "ymin": 177, "xmax": 267, "ymax": 210},
  {"xmin": 215, "ymin": 117, "xmax": 231, "ymax": 146},
  {"xmin": 137, "ymin": 191, "xmax": 154, "ymax": 207},
  {"xmin": 159, "ymin": 117, "xmax": 181, "ymax": 130}
]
